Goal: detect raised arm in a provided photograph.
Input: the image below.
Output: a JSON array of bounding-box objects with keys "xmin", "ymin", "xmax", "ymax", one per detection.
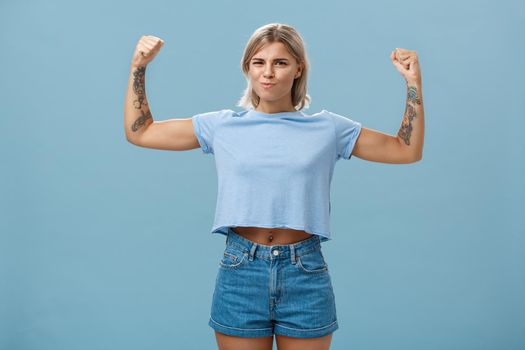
[
  {"xmin": 352, "ymin": 48, "xmax": 424, "ymax": 164},
  {"xmin": 124, "ymin": 65, "xmax": 153, "ymax": 141},
  {"xmin": 124, "ymin": 35, "xmax": 200, "ymax": 151},
  {"xmin": 396, "ymin": 82, "xmax": 424, "ymax": 159}
]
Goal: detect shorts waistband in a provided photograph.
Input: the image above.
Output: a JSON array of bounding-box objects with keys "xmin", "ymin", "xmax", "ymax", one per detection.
[{"xmin": 225, "ymin": 227, "xmax": 322, "ymax": 262}]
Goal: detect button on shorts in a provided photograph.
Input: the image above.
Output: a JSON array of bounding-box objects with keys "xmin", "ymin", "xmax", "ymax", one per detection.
[{"xmin": 208, "ymin": 227, "xmax": 338, "ymax": 338}]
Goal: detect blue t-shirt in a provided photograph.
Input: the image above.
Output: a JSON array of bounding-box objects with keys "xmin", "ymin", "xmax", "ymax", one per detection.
[{"xmin": 191, "ymin": 108, "xmax": 362, "ymax": 242}]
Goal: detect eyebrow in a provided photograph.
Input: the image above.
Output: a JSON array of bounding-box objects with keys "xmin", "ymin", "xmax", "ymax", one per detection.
[{"xmin": 251, "ymin": 57, "xmax": 290, "ymax": 61}]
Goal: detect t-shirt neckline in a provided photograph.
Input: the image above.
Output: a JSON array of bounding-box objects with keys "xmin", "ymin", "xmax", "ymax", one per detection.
[{"xmin": 247, "ymin": 108, "xmax": 305, "ymax": 118}]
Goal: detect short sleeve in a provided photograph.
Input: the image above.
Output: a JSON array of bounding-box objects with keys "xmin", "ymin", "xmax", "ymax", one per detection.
[
  {"xmin": 326, "ymin": 110, "xmax": 362, "ymax": 160},
  {"xmin": 191, "ymin": 109, "xmax": 234, "ymax": 155}
]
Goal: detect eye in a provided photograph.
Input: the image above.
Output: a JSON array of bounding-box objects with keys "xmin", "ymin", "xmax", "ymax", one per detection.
[{"xmin": 251, "ymin": 61, "xmax": 287, "ymax": 65}]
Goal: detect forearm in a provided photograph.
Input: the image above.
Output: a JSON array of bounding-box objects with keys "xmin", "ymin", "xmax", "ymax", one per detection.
[
  {"xmin": 124, "ymin": 64, "xmax": 154, "ymax": 141},
  {"xmin": 396, "ymin": 81, "xmax": 424, "ymax": 160}
]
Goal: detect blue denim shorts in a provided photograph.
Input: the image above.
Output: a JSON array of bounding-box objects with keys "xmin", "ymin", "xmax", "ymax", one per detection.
[{"xmin": 208, "ymin": 227, "xmax": 338, "ymax": 338}]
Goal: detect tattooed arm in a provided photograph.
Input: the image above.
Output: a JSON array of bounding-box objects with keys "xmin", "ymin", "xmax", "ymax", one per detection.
[
  {"xmin": 396, "ymin": 82, "xmax": 424, "ymax": 160},
  {"xmin": 123, "ymin": 63, "xmax": 200, "ymax": 151},
  {"xmin": 124, "ymin": 36, "xmax": 199, "ymax": 150},
  {"xmin": 351, "ymin": 48, "xmax": 424, "ymax": 164},
  {"xmin": 351, "ymin": 82, "xmax": 424, "ymax": 164},
  {"xmin": 124, "ymin": 64, "xmax": 154, "ymax": 142}
]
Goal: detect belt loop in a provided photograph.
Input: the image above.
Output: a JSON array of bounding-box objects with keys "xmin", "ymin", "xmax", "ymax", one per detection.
[
  {"xmin": 290, "ymin": 244, "xmax": 297, "ymax": 264},
  {"xmin": 249, "ymin": 243, "xmax": 257, "ymax": 261}
]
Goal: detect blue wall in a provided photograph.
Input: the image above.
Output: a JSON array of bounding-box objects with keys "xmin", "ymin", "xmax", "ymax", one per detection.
[{"xmin": 1, "ymin": 0, "xmax": 523, "ymax": 349}]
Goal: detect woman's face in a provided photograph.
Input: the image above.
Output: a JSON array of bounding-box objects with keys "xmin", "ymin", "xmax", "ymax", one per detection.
[{"xmin": 247, "ymin": 41, "xmax": 302, "ymax": 111}]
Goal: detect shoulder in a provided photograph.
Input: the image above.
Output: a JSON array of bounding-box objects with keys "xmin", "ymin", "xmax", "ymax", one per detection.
[
  {"xmin": 192, "ymin": 109, "xmax": 243, "ymax": 127},
  {"xmin": 319, "ymin": 109, "xmax": 361, "ymax": 125},
  {"xmin": 318, "ymin": 109, "xmax": 346, "ymax": 120},
  {"xmin": 194, "ymin": 108, "xmax": 240, "ymax": 119},
  {"xmin": 308, "ymin": 109, "xmax": 345, "ymax": 121}
]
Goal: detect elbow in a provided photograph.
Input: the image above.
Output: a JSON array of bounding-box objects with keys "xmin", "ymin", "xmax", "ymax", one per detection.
[
  {"xmin": 126, "ymin": 137, "xmax": 141, "ymax": 147},
  {"xmin": 402, "ymin": 150, "xmax": 422, "ymax": 163},
  {"xmin": 124, "ymin": 127, "xmax": 139, "ymax": 145},
  {"xmin": 125, "ymin": 132, "xmax": 139, "ymax": 146},
  {"xmin": 411, "ymin": 152, "xmax": 423, "ymax": 163},
  {"xmin": 125, "ymin": 132, "xmax": 134, "ymax": 144}
]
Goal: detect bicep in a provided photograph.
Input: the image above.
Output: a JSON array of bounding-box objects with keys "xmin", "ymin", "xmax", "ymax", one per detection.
[
  {"xmin": 131, "ymin": 117, "xmax": 200, "ymax": 151},
  {"xmin": 351, "ymin": 127, "xmax": 414, "ymax": 164}
]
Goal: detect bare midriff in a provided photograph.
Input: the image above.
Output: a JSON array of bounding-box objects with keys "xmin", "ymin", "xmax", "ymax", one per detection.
[{"xmin": 231, "ymin": 226, "xmax": 314, "ymax": 245}]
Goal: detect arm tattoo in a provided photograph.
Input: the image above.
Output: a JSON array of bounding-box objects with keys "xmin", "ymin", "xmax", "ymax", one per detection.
[
  {"xmin": 130, "ymin": 66, "xmax": 152, "ymax": 132},
  {"xmin": 407, "ymin": 86, "xmax": 422, "ymax": 105},
  {"xmin": 131, "ymin": 109, "xmax": 153, "ymax": 132},
  {"xmin": 132, "ymin": 66, "xmax": 148, "ymax": 109},
  {"xmin": 397, "ymin": 85, "xmax": 421, "ymax": 145}
]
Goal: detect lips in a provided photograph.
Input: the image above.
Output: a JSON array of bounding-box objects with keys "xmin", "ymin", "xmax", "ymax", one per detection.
[{"xmin": 261, "ymin": 82, "xmax": 275, "ymax": 88}]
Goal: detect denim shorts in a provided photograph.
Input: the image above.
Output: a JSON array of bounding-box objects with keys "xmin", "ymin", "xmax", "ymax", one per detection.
[{"xmin": 208, "ymin": 227, "xmax": 338, "ymax": 338}]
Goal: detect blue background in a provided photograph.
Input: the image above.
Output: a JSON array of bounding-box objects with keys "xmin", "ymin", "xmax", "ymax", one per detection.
[{"xmin": 1, "ymin": 0, "xmax": 524, "ymax": 349}]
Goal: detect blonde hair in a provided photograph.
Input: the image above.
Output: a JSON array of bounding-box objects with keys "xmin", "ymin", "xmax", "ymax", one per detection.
[{"xmin": 236, "ymin": 23, "xmax": 311, "ymax": 111}]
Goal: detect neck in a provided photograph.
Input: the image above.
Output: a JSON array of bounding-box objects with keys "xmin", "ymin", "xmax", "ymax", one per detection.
[
  {"xmin": 255, "ymin": 100, "xmax": 296, "ymax": 114},
  {"xmin": 255, "ymin": 105, "xmax": 296, "ymax": 114}
]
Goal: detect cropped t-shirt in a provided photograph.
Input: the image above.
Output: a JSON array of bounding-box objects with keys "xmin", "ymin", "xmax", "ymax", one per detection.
[{"xmin": 191, "ymin": 108, "xmax": 362, "ymax": 242}]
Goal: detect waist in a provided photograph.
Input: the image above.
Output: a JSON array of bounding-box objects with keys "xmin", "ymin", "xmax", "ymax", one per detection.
[
  {"xmin": 231, "ymin": 226, "xmax": 314, "ymax": 245},
  {"xmin": 226, "ymin": 227, "xmax": 321, "ymax": 258}
]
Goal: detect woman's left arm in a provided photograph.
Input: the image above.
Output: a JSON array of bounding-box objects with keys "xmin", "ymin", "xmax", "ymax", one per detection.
[
  {"xmin": 397, "ymin": 78, "xmax": 424, "ymax": 160},
  {"xmin": 352, "ymin": 48, "xmax": 424, "ymax": 164}
]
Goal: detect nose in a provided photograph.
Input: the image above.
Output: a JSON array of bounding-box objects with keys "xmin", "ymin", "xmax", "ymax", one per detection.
[{"xmin": 263, "ymin": 64, "xmax": 274, "ymax": 78}]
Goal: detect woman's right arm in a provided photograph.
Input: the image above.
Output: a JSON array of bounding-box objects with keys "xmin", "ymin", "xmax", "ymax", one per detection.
[{"xmin": 124, "ymin": 35, "xmax": 200, "ymax": 151}]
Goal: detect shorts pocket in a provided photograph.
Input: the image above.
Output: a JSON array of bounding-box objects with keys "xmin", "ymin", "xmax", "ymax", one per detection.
[
  {"xmin": 296, "ymin": 249, "xmax": 328, "ymax": 274},
  {"xmin": 219, "ymin": 247, "xmax": 248, "ymax": 269}
]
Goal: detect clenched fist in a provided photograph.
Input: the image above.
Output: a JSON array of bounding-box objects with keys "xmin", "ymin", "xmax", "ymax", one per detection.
[
  {"xmin": 390, "ymin": 47, "xmax": 422, "ymax": 85},
  {"xmin": 131, "ymin": 35, "xmax": 165, "ymax": 68}
]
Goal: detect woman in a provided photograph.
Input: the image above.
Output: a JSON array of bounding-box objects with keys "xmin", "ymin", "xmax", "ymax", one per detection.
[{"xmin": 124, "ymin": 23, "xmax": 424, "ymax": 350}]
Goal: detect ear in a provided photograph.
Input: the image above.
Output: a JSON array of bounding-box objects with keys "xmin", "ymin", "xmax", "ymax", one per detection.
[{"xmin": 295, "ymin": 62, "xmax": 303, "ymax": 79}]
